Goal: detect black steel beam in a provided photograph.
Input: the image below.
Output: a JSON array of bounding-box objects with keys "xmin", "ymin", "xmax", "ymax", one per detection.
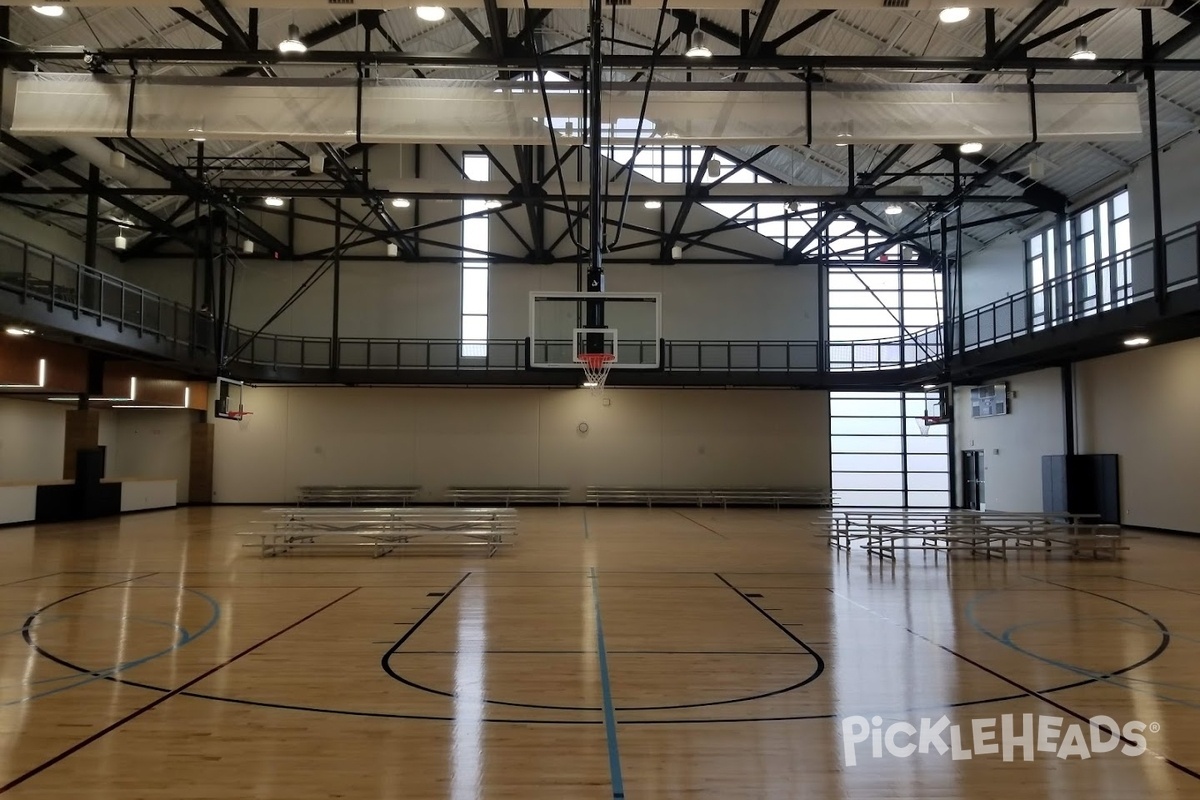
[
  {"xmin": 20, "ymin": 48, "xmax": 1200, "ymax": 72},
  {"xmin": 0, "ymin": 133, "xmax": 191, "ymax": 251},
  {"xmin": 171, "ymin": 7, "xmax": 228, "ymax": 44},
  {"xmin": 0, "ymin": 146, "xmax": 76, "ymax": 190},
  {"xmin": 451, "ymin": 9, "xmax": 489, "ymax": 48},
  {"xmin": 986, "ymin": 0, "xmax": 1062, "ymax": 64},
  {"xmin": 1021, "ymin": 9, "xmax": 1110, "ymax": 53},
  {"xmin": 769, "ymin": 10, "xmax": 832, "ymax": 50},
  {"xmin": 785, "ymin": 145, "xmax": 912, "ymax": 262},
  {"xmin": 483, "ymin": 0, "xmax": 509, "ymax": 61},
  {"xmin": 199, "ymin": 0, "xmax": 250, "ymax": 50}
]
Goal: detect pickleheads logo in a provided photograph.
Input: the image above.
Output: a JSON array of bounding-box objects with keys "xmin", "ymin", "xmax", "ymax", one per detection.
[{"xmin": 841, "ymin": 714, "xmax": 1156, "ymax": 766}]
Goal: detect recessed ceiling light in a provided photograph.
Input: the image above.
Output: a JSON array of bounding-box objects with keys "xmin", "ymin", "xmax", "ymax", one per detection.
[
  {"xmin": 416, "ymin": 6, "xmax": 446, "ymax": 22},
  {"xmin": 391, "ymin": 197, "xmax": 411, "ymax": 208},
  {"xmin": 1124, "ymin": 336, "xmax": 1150, "ymax": 347},
  {"xmin": 885, "ymin": 203, "xmax": 903, "ymax": 216},
  {"xmin": 959, "ymin": 141, "xmax": 983, "ymax": 154},
  {"xmin": 31, "ymin": 5, "xmax": 64, "ymax": 17},
  {"xmin": 278, "ymin": 24, "xmax": 306, "ymax": 54},
  {"xmin": 644, "ymin": 199, "xmax": 663, "ymax": 210},
  {"xmin": 938, "ymin": 7, "xmax": 970, "ymax": 24},
  {"xmin": 5, "ymin": 326, "xmax": 35, "ymax": 336},
  {"xmin": 264, "ymin": 196, "xmax": 285, "ymax": 207},
  {"xmin": 188, "ymin": 128, "xmax": 205, "ymax": 142}
]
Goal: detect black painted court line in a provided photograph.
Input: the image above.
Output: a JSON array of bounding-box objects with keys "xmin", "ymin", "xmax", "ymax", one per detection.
[
  {"xmin": 1, "ymin": 586, "xmax": 360, "ymax": 795},
  {"xmin": 713, "ymin": 574, "xmax": 826, "ymax": 678},
  {"xmin": 0, "ymin": 572, "xmax": 62, "ymax": 588},
  {"xmin": 387, "ymin": 649, "xmax": 816, "ymax": 656},
  {"xmin": 831, "ymin": 584, "xmax": 1200, "ymax": 782},
  {"xmin": 1112, "ymin": 575, "xmax": 1200, "ymax": 597},
  {"xmin": 672, "ymin": 510, "xmax": 728, "ymax": 539}
]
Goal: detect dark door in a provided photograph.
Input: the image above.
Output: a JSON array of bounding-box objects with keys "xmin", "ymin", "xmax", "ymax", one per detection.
[{"xmin": 962, "ymin": 450, "xmax": 984, "ymax": 511}]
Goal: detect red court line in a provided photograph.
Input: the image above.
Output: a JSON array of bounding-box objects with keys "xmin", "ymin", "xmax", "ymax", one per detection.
[{"xmin": 0, "ymin": 586, "xmax": 361, "ymax": 794}]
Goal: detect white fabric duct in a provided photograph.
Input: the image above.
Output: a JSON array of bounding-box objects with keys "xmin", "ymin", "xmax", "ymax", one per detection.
[
  {"xmin": 54, "ymin": 136, "xmax": 169, "ymax": 189},
  {"xmin": 0, "ymin": 0, "xmax": 1171, "ymax": 10},
  {"xmin": 10, "ymin": 74, "xmax": 1143, "ymax": 147}
]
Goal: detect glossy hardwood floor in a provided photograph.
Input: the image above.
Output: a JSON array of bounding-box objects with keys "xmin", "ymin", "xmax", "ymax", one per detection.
[{"xmin": 2, "ymin": 505, "xmax": 1199, "ymax": 798}]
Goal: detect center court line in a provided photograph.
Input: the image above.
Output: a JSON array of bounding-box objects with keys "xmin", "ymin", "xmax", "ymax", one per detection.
[
  {"xmin": 588, "ymin": 567, "xmax": 626, "ymax": 800},
  {"xmin": 0, "ymin": 586, "xmax": 360, "ymax": 795},
  {"xmin": 671, "ymin": 510, "xmax": 727, "ymax": 539}
]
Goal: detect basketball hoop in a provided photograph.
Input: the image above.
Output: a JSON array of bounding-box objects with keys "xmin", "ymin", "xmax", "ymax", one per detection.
[
  {"xmin": 918, "ymin": 415, "xmax": 946, "ymax": 436},
  {"xmin": 577, "ymin": 352, "xmax": 616, "ymax": 395}
]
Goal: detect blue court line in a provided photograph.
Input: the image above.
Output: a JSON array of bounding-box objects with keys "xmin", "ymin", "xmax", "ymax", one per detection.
[
  {"xmin": 8, "ymin": 583, "xmax": 221, "ymax": 707},
  {"xmin": 588, "ymin": 566, "xmax": 625, "ymax": 800}
]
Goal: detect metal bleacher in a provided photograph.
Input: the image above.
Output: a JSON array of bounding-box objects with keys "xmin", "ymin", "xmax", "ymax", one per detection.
[
  {"xmin": 296, "ymin": 486, "xmax": 421, "ymax": 506},
  {"xmin": 585, "ymin": 486, "xmax": 833, "ymax": 508},
  {"xmin": 447, "ymin": 486, "xmax": 570, "ymax": 506}
]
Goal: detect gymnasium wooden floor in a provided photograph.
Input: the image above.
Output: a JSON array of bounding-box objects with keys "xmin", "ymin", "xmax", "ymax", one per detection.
[{"xmin": 1, "ymin": 506, "xmax": 1199, "ymax": 799}]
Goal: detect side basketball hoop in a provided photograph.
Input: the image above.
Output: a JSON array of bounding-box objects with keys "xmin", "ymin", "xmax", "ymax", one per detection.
[
  {"xmin": 577, "ymin": 352, "xmax": 616, "ymax": 395},
  {"xmin": 225, "ymin": 410, "xmax": 254, "ymax": 422},
  {"xmin": 918, "ymin": 415, "xmax": 947, "ymax": 436}
]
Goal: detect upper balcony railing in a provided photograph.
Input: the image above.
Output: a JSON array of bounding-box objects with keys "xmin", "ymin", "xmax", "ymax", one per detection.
[
  {"xmin": 5, "ymin": 221, "xmax": 1198, "ymax": 379},
  {"xmin": 957, "ymin": 220, "xmax": 1200, "ymax": 351},
  {"xmin": 0, "ymin": 231, "xmax": 205, "ymax": 361}
]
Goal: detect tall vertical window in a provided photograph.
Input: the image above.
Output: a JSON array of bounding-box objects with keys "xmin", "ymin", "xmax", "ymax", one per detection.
[
  {"xmin": 461, "ymin": 153, "xmax": 490, "ymax": 357},
  {"xmin": 1025, "ymin": 189, "xmax": 1130, "ymax": 326}
]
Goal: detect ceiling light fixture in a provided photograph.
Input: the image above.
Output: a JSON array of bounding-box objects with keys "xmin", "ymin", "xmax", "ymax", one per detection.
[
  {"xmin": 938, "ymin": 7, "xmax": 970, "ymax": 24},
  {"xmin": 5, "ymin": 326, "xmax": 34, "ymax": 337},
  {"xmin": 242, "ymin": 239, "xmax": 254, "ymax": 255},
  {"xmin": 391, "ymin": 197, "xmax": 411, "ymax": 208},
  {"xmin": 109, "ymin": 150, "xmax": 126, "ymax": 169},
  {"xmin": 31, "ymin": 5, "xmax": 64, "ymax": 17},
  {"xmin": 278, "ymin": 24, "xmax": 306, "ymax": 54},
  {"xmin": 787, "ymin": 200, "xmax": 800, "ymax": 213},
  {"xmin": 387, "ymin": 242, "xmax": 400, "ymax": 258},
  {"xmin": 484, "ymin": 199, "xmax": 503, "ymax": 209},
  {"xmin": 685, "ymin": 31, "xmax": 712, "ymax": 59},
  {"xmin": 264, "ymin": 196, "xmax": 285, "ymax": 207},
  {"xmin": 706, "ymin": 160, "xmax": 721, "ymax": 178},
  {"xmin": 1069, "ymin": 33, "xmax": 1097, "ymax": 61},
  {"xmin": 644, "ymin": 199, "xmax": 662, "ymax": 210},
  {"xmin": 309, "ymin": 153, "xmax": 325, "ymax": 174},
  {"xmin": 885, "ymin": 203, "xmax": 903, "ymax": 216},
  {"xmin": 959, "ymin": 141, "xmax": 983, "ymax": 154},
  {"xmin": 671, "ymin": 245, "xmax": 683, "ymax": 260},
  {"xmin": 415, "ymin": 6, "xmax": 446, "ymax": 22},
  {"xmin": 1124, "ymin": 335, "xmax": 1150, "ymax": 347},
  {"xmin": 189, "ymin": 128, "xmax": 205, "ymax": 142},
  {"xmin": 114, "ymin": 226, "xmax": 127, "ymax": 251}
]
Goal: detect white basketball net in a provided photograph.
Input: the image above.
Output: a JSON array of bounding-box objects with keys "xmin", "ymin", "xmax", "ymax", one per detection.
[{"xmin": 579, "ymin": 353, "xmax": 616, "ymax": 395}]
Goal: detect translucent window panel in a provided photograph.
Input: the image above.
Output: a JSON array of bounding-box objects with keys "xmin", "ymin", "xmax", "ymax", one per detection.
[
  {"xmin": 832, "ymin": 452, "xmax": 903, "ymax": 472},
  {"xmin": 906, "ymin": 433, "xmax": 950, "ymax": 453},
  {"xmin": 833, "ymin": 472, "xmax": 904, "ymax": 490},
  {"xmin": 831, "ymin": 435, "xmax": 904, "ymax": 454},
  {"xmin": 461, "ymin": 314, "xmax": 488, "ymax": 343},
  {"xmin": 757, "ymin": 219, "xmax": 786, "ymax": 239},
  {"xmin": 907, "ymin": 453, "xmax": 950, "ymax": 473},
  {"xmin": 903, "ymin": 271, "xmax": 940, "ymax": 291},
  {"xmin": 1115, "ymin": 218, "xmax": 1130, "ymax": 254},
  {"xmin": 829, "ymin": 291, "xmax": 900, "ymax": 309},
  {"xmin": 830, "ymin": 397, "xmax": 903, "ymax": 416},
  {"xmin": 463, "ymin": 217, "xmax": 489, "ymax": 254},
  {"xmin": 902, "ymin": 290, "xmax": 942, "ymax": 309},
  {"xmin": 835, "ymin": 490, "xmax": 904, "ymax": 508},
  {"xmin": 464, "ymin": 154, "xmax": 489, "ymax": 181},
  {"xmin": 908, "ymin": 491, "xmax": 950, "ymax": 508},
  {"xmin": 828, "ymin": 326, "xmax": 899, "ymax": 341},
  {"xmin": 903, "ymin": 310, "xmax": 943, "ymax": 327},
  {"xmin": 907, "ymin": 471, "xmax": 950, "ymax": 491},
  {"xmin": 1112, "ymin": 190, "xmax": 1128, "ymax": 219},
  {"xmin": 831, "ymin": 416, "xmax": 903, "ymax": 435},
  {"xmin": 831, "ymin": 308, "xmax": 902, "ymax": 327},
  {"xmin": 1029, "ymin": 235, "xmax": 1043, "ymax": 257},
  {"xmin": 462, "ymin": 268, "xmax": 488, "ymax": 315},
  {"xmin": 1078, "ymin": 210, "xmax": 1094, "ymax": 234}
]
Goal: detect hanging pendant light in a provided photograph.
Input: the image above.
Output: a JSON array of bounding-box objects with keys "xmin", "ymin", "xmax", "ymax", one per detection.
[{"xmin": 278, "ymin": 24, "xmax": 306, "ymax": 54}]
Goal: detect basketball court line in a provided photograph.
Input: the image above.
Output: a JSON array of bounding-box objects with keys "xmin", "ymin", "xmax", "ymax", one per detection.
[
  {"xmin": 670, "ymin": 510, "xmax": 728, "ymax": 539},
  {"xmin": 830, "ymin": 583, "xmax": 1200, "ymax": 782},
  {"xmin": 588, "ymin": 566, "xmax": 625, "ymax": 800},
  {"xmin": 0, "ymin": 573, "xmax": 62, "ymax": 588},
  {"xmin": 0, "ymin": 587, "xmax": 360, "ymax": 795},
  {"xmin": 1110, "ymin": 575, "xmax": 1200, "ymax": 596}
]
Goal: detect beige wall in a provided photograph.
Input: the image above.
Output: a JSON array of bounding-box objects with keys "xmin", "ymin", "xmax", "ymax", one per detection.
[
  {"xmin": 954, "ymin": 368, "xmax": 1064, "ymax": 512},
  {"xmin": 1076, "ymin": 337, "xmax": 1200, "ymax": 532},
  {"xmin": 212, "ymin": 386, "xmax": 831, "ymax": 504},
  {"xmin": 110, "ymin": 411, "xmax": 195, "ymax": 503},
  {"xmin": 0, "ymin": 397, "xmax": 67, "ymax": 482}
]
